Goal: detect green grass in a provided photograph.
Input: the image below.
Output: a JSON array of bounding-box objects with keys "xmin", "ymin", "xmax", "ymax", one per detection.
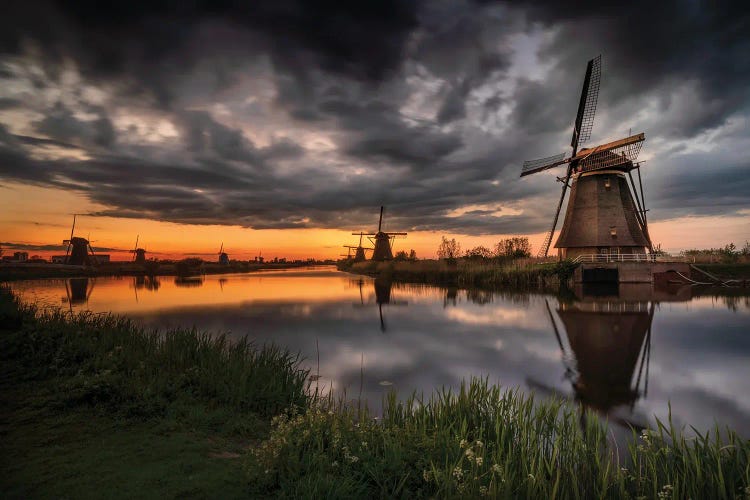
[
  {"xmin": 248, "ymin": 381, "xmax": 750, "ymax": 499},
  {"xmin": 0, "ymin": 285, "xmax": 309, "ymax": 498}
]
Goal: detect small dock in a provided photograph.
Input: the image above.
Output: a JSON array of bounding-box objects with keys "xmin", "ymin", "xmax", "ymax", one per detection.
[{"xmin": 572, "ymin": 255, "xmax": 692, "ymax": 284}]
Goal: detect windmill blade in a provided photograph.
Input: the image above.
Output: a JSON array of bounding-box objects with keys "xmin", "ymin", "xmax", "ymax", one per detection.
[
  {"xmin": 538, "ymin": 168, "xmax": 572, "ymax": 257},
  {"xmin": 571, "ymin": 55, "xmax": 601, "ymax": 152},
  {"xmin": 574, "ymin": 133, "xmax": 645, "ymax": 173},
  {"xmin": 219, "ymin": 242, "xmax": 223, "ymax": 254},
  {"xmin": 64, "ymin": 214, "xmax": 76, "ymax": 261},
  {"xmin": 378, "ymin": 206, "xmax": 384, "ymax": 232},
  {"xmin": 520, "ymin": 152, "xmax": 569, "ymax": 177}
]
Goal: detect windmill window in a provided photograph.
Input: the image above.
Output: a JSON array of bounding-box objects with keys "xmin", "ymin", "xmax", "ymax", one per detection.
[
  {"xmin": 610, "ymin": 227, "xmax": 617, "ymax": 237},
  {"xmin": 604, "ymin": 177, "xmax": 611, "ymax": 189}
]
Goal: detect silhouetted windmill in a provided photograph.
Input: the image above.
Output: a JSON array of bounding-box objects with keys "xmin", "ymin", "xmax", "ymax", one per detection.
[
  {"xmin": 521, "ymin": 55, "xmax": 652, "ymax": 259},
  {"xmin": 218, "ymin": 243, "xmax": 229, "ymax": 265},
  {"xmin": 63, "ymin": 215, "xmax": 99, "ymax": 266},
  {"xmin": 130, "ymin": 235, "xmax": 147, "ymax": 263},
  {"xmin": 344, "ymin": 232, "xmax": 373, "ymax": 262},
  {"xmin": 359, "ymin": 206, "xmax": 407, "ymax": 261}
]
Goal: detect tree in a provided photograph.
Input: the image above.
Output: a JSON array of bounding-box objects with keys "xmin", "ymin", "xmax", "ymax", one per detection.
[
  {"xmin": 494, "ymin": 237, "xmax": 531, "ymax": 259},
  {"xmin": 437, "ymin": 237, "xmax": 461, "ymax": 261},
  {"xmin": 394, "ymin": 250, "xmax": 409, "ymax": 261},
  {"xmin": 464, "ymin": 245, "xmax": 493, "ymax": 260},
  {"xmin": 408, "ymin": 249, "xmax": 417, "ymax": 260}
]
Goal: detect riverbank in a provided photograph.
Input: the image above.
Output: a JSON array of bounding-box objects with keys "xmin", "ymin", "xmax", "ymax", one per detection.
[
  {"xmin": 0, "ymin": 260, "xmax": 331, "ymax": 282},
  {"xmin": 2, "ymin": 288, "xmax": 748, "ymax": 498},
  {"xmin": 338, "ymin": 258, "xmax": 577, "ymax": 292}
]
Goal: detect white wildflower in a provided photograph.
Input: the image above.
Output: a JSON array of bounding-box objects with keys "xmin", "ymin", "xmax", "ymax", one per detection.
[
  {"xmin": 475, "ymin": 457, "xmax": 484, "ymax": 466},
  {"xmin": 423, "ymin": 469, "xmax": 431, "ymax": 482},
  {"xmin": 479, "ymin": 485, "xmax": 488, "ymax": 496},
  {"xmin": 475, "ymin": 440, "xmax": 484, "ymax": 448},
  {"xmin": 492, "ymin": 464, "xmax": 502, "ymax": 474},
  {"xmin": 459, "ymin": 439, "xmax": 468, "ymax": 449}
]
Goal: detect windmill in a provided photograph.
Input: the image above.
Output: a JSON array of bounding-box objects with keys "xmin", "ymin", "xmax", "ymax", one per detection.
[
  {"xmin": 521, "ymin": 55, "xmax": 652, "ymax": 260},
  {"xmin": 62, "ymin": 215, "xmax": 99, "ymax": 266},
  {"xmin": 130, "ymin": 235, "xmax": 147, "ymax": 263},
  {"xmin": 218, "ymin": 243, "xmax": 229, "ymax": 265},
  {"xmin": 358, "ymin": 206, "xmax": 407, "ymax": 261},
  {"xmin": 344, "ymin": 232, "xmax": 373, "ymax": 262}
]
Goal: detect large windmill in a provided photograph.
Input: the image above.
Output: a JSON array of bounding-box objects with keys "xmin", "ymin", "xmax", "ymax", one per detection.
[
  {"xmin": 521, "ymin": 55, "xmax": 652, "ymax": 260},
  {"xmin": 358, "ymin": 206, "xmax": 407, "ymax": 261},
  {"xmin": 63, "ymin": 215, "xmax": 99, "ymax": 266},
  {"xmin": 344, "ymin": 232, "xmax": 373, "ymax": 262},
  {"xmin": 130, "ymin": 235, "xmax": 147, "ymax": 263}
]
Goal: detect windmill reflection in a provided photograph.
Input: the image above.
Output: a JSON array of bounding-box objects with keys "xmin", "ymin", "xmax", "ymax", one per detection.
[
  {"xmin": 352, "ymin": 278, "xmax": 407, "ymax": 332},
  {"xmin": 63, "ymin": 278, "xmax": 95, "ymax": 312},
  {"xmin": 530, "ymin": 284, "xmax": 659, "ymax": 430},
  {"xmin": 132, "ymin": 276, "xmax": 161, "ymax": 303}
]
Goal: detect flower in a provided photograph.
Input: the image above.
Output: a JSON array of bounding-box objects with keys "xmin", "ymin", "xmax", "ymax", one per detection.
[
  {"xmin": 422, "ymin": 470, "xmax": 431, "ymax": 482},
  {"xmin": 479, "ymin": 486, "xmax": 488, "ymax": 496},
  {"xmin": 331, "ymin": 461, "xmax": 339, "ymax": 468},
  {"xmin": 459, "ymin": 439, "xmax": 468, "ymax": 449},
  {"xmin": 475, "ymin": 457, "xmax": 484, "ymax": 466},
  {"xmin": 475, "ymin": 440, "xmax": 484, "ymax": 448},
  {"xmin": 492, "ymin": 464, "xmax": 502, "ymax": 474},
  {"xmin": 452, "ymin": 466, "xmax": 464, "ymax": 480}
]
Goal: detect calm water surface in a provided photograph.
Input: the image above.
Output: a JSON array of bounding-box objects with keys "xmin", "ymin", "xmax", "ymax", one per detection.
[{"xmin": 11, "ymin": 266, "xmax": 750, "ymax": 436}]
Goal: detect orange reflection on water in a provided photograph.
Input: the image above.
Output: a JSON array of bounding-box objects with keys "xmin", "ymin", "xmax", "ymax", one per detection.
[{"xmin": 10, "ymin": 268, "xmax": 377, "ymax": 315}]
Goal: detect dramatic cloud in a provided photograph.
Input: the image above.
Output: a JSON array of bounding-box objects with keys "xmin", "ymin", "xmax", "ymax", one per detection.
[{"xmin": 0, "ymin": 0, "xmax": 748, "ymax": 235}]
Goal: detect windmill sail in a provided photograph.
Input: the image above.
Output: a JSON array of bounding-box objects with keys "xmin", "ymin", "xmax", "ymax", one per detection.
[
  {"xmin": 521, "ymin": 152, "xmax": 568, "ymax": 177},
  {"xmin": 571, "ymin": 55, "xmax": 601, "ymax": 152}
]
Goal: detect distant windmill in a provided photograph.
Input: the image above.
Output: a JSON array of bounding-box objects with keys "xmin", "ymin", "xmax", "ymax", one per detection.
[
  {"xmin": 130, "ymin": 235, "xmax": 147, "ymax": 263},
  {"xmin": 358, "ymin": 206, "xmax": 407, "ymax": 261},
  {"xmin": 62, "ymin": 215, "xmax": 99, "ymax": 266},
  {"xmin": 521, "ymin": 55, "xmax": 652, "ymax": 259},
  {"xmin": 344, "ymin": 232, "xmax": 373, "ymax": 262},
  {"xmin": 218, "ymin": 243, "xmax": 229, "ymax": 265}
]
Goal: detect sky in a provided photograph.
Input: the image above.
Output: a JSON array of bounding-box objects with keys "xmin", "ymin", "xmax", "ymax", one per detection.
[{"xmin": 0, "ymin": 0, "xmax": 748, "ymax": 260}]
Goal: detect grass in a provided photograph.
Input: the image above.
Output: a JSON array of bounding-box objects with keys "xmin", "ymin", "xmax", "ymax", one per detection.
[
  {"xmin": 340, "ymin": 258, "xmax": 577, "ymax": 292},
  {"xmin": 249, "ymin": 381, "xmax": 750, "ymax": 499},
  {"xmin": 2, "ymin": 285, "xmax": 748, "ymax": 498},
  {"xmin": 0, "ymin": 285, "xmax": 309, "ymax": 498}
]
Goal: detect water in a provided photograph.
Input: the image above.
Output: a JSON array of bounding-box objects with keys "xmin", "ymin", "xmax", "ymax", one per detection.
[{"xmin": 9, "ymin": 266, "xmax": 750, "ymax": 436}]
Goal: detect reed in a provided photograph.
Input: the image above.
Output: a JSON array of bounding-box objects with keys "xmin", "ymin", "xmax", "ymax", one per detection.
[
  {"xmin": 0, "ymin": 286, "xmax": 309, "ymax": 419},
  {"xmin": 341, "ymin": 259, "xmax": 577, "ymax": 291},
  {"xmin": 248, "ymin": 379, "xmax": 750, "ymax": 499}
]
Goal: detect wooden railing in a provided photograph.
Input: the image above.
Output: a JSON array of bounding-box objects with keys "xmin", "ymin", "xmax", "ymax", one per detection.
[{"xmin": 572, "ymin": 254, "xmax": 684, "ymax": 263}]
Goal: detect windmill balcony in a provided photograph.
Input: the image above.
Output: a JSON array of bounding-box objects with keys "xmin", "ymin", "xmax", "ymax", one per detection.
[{"xmin": 572, "ymin": 254, "xmax": 686, "ymax": 264}]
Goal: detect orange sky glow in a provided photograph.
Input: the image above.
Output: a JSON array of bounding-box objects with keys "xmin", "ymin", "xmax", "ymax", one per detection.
[{"xmin": 2, "ymin": 181, "xmax": 748, "ymax": 261}]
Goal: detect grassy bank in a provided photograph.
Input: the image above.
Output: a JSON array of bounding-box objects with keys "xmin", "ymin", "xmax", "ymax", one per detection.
[
  {"xmin": 2, "ymin": 287, "xmax": 748, "ymax": 498},
  {"xmin": 0, "ymin": 286, "xmax": 309, "ymax": 498},
  {"xmin": 339, "ymin": 259, "xmax": 577, "ymax": 292}
]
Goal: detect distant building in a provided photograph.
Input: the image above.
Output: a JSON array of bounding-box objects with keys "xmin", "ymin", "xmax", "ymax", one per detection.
[
  {"xmin": 51, "ymin": 255, "xmax": 67, "ymax": 264},
  {"xmin": 51, "ymin": 254, "xmax": 110, "ymax": 264},
  {"xmin": 14, "ymin": 252, "xmax": 28, "ymax": 262}
]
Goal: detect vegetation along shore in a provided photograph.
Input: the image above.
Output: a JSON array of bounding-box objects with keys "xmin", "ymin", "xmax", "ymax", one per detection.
[{"xmin": 2, "ymin": 286, "xmax": 748, "ymax": 498}]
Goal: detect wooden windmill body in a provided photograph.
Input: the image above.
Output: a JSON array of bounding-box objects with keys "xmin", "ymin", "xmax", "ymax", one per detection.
[
  {"xmin": 344, "ymin": 232, "xmax": 373, "ymax": 262},
  {"xmin": 522, "ymin": 56, "xmax": 652, "ymax": 260},
  {"xmin": 63, "ymin": 215, "xmax": 99, "ymax": 266},
  {"xmin": 218, "ymin": 243, "xmax": 229, "ymax": 265},
  {"xmin": 361, "ymin": 206, "xmax": 407, "ymax": 261},
  {"xmin": 130, "ymin": 235, "xmax": 147, "ymax": 263}
]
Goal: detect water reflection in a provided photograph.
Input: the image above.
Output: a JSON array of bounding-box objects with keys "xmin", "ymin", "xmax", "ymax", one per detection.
[
  {"xmin": 352, "ymin": 278, "xmax": 407, "ymax": 332},
  {"xmin": 9, "ymin": 268, "xmax": 750, "ymax": 436},
  {"xmin": 64, "ymin": 277, "xmax": 93, "ymax": 306},
  {"xmin": 174, "ymin": 276, "xmax": 204, "ymax": 288}
]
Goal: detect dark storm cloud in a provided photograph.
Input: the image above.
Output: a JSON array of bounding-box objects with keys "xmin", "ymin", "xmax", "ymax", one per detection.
[{"xmin": 0, "ymin": 0, "xmax": 748, "ymax": 237}]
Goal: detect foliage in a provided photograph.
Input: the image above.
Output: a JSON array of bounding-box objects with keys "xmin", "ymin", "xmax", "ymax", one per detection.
[
  {"xmin": 681, "ymin": 242, "xmax": 750, "ymax": 264},
  {"xmin": 495, "ymin": 237, "xmax": 532, "ymax": 259},
  {"xmin": 437, "ymin": 237, "xmax": 461, "ymax": 261},
  {"xmin": 248, "ymin": 378, "xmax": 750, "ymax": 499},
  {"xmin": 464, "ymin": 245, "xmax": 494, "ymax": 260},
  {"xmin": 0, "ymin": 287, "xmax": 309, "ymax": 419}
]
